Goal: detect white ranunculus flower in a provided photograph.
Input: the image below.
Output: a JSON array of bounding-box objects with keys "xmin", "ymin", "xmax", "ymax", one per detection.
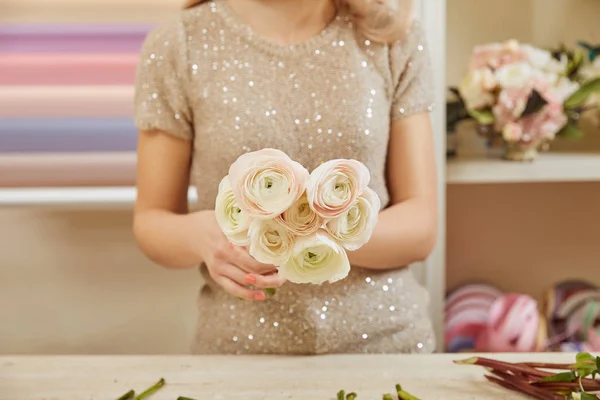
[
  {"xmin": 580, "ymin": 59, "xmax": 600, "ymax": 81},
  {"xmin": 553, "ymin": 77, "xmax": 580, "ymax": 104},
  {"xmin": 458, "ymin": 68, "xmax": 496, "ymax": 111},
  {"xmin": 248, "ymin": 218, "xmax": 295, "ymax": 266},
  {"xmin": 276, "ymin": 193, "xmax": 323, "ymax": 236},
  {"xmin": 521, "ymin": 44, "xmax": 553, "ymax": 70},
  {"xmin": 306, "ymin": 159, "xmax": 370, "ymax": 219},
  {"xmin": 214, "ymin": 176, "xmax": 251, "ymax": 246},
  {"xmin": 228, "ymin": 148, "xmax": 309, "ymax": 220},
  {"xmin": 325, "ymin": 187, "xmax": 380, "ymax": 251},
  {"xmin": 278, "ymin": 230, "xmax": 350, "ymax": 285},
  {"xmin": 494, "ymin": 62, "xmax": 534, "ymax": 88}
]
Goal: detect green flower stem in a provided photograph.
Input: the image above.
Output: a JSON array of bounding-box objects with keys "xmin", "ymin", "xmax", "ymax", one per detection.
[
  {"xmin": 382, "ymin": 394, "xmax": 394, "ymax": 400},
  {"xmin": 116, "ymin": 390, "xmax": 135, "ymax": 400},
  {"xmin": 177, "ymin": 397, "xmax": 198, "ymax": 400},
  {"xmin": 346, "ymin": 392, "xmax": 357, "ymax": 400},
  {"xmin": 134, "ymin": 378, "xmax": 165, "ymax": 400},
  {"xmin": 337, "ymin": 390, "xmax": 345, "ymax": 400},
  {"xmin": 264, "ymin": 288, "xmax": 277, "ymax": 297},
  {"xmin": 396, "ymin": 384, "xmax": 421, "ymax": 400}
]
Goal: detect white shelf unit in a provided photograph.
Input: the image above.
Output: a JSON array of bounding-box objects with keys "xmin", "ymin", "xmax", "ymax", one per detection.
[
  {"xmin": 447, "ymin": 153, "xmax": 600, "ymax": 184},
  {"xmin": 0, "ymin": 187, "xmax": 198, "ymax": 208}
]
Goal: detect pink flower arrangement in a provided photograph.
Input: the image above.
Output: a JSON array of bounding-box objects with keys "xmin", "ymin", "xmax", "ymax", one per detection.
[{"xmin": 454, "ymin": 39, "xmax": 600, "ymax": 160}]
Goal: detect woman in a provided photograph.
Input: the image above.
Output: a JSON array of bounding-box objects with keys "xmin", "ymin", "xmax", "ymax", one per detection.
[{"xmin": 133, "ymin": 0, "xmax": 438, "ymax": 355}]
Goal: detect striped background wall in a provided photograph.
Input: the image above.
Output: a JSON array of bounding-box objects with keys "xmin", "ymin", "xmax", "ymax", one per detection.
[{"xmin": 0, "ymin": 1, "xmax": 181, "ymax": 187}]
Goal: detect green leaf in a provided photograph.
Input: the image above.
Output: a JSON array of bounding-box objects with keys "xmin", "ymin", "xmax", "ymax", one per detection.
[
  {"xmin": 577, "ymin": 352, "xmax": 595, "ymax": 364},
  {"xmin": 574, "ymin": 353, "xmax": 597, "ymax": 378},
  {"xmin": 337, "ymin": 390, "xmax": 346, "ymax": 400},
  {"xmin": 540, "ymin": 372, "xmax": 577, "ymax": 383},
  {"xmin": 382, "ymin": 395, "xmax": 394, "ymax": 400},
  {"xmin": 581, "ymin": 393, "xmax": 600, "ymax": 400},
  {"xmin": 565, "ymin": 78, "xmax": 600, "ymax": 109},
  {"xmin": 556, "ymin": 123, "xmax": 584, "ymax": 140},
  {"xmin": 467, "ymin": 108, "xmax": 495, "ymax": 125},
  {"xmin": 346, "ymin": 393, "xmax": 358, "ymax": 400}
]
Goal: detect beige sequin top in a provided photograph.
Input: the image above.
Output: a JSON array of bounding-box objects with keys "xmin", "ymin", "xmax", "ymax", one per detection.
[{"xmin": 134, "ymin": 0, "xmax": 436, "ymax": 355}]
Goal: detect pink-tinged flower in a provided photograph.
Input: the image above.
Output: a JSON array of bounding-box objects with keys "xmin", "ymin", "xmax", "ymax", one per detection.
[
  {"xmin": 521, "ymin": 103, "xmax": 567, "ymax": 141},
  {"xmin": 502, "ymin": 122, "xmax": 524, "ymax": 143},
  {"xmin": 468, "ymin": 40, "xmax": 528, "ymax": 71},
  {"xmin": 306, "ymin": 159, "xmax": 370, "ymax": 219},
  {"xmin": 492, "ymin": 87, "xmax": 531, "ymax": 130},
  {"xmin": 228, "ymin": 148, "xmax": 309, "ymax": 219},
  {"xmin": 276, "ymin": 193, "xmax": 323, "ymax": 236}
]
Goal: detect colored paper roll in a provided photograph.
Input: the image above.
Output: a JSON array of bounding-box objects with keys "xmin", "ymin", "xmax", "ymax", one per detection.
[
  {"xmin": 0, "ymin": 54, "xmax": 139, "ymax": 86},
  {"xmin": 0, "ymin": 152, "xmax": 136, "ymax": 187},
  {"xmin": 0, "ymin": 25, "xmax": 152, "ymax": 53},
  {"xmin": 0, "ymin": 118, "xmax": 137, "ymax": 153},
  {"xmin": 2, "ymin": 0, "xmax": 179, "ymax": 23},
  {"xmin": 0, "ymin": 86, "xmax": 134, "ymax": 118}
]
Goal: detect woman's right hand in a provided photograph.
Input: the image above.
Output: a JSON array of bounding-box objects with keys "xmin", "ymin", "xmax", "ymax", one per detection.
[{"xmin": 195, "ymin": 210, "xmax": 286, "ymax": 300}]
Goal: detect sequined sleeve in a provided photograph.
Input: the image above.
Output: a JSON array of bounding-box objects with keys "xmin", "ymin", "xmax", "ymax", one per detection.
[
  {"xmin": 389, "ymin": 21, "xmax": 435, "ymax": 120},
  {"xmin": 134, "ymin": 19, "xmax": 194, "ymax": 140}
]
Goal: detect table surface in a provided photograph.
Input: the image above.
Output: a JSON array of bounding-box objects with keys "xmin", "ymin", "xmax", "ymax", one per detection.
[{"xmin": 0, "ymin": 353, "xmax": 580, "ymax": 400}]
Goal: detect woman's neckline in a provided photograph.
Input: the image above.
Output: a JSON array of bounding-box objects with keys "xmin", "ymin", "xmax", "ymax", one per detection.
[{"xmin": 210, "ymin": 0, "xmax": 346, "ymax": 56}]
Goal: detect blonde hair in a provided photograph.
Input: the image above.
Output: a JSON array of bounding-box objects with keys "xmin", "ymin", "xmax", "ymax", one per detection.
[{"xmin": 182, "ymin": 0, "xmax": 413, "ymax": 43}]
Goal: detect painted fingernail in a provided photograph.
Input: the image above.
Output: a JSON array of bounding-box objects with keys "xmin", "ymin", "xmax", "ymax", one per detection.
[
  {"xmin": 254, "ymin": 292, "xmax": 266, "ymax": 301},
  {"xmin": 245, "ymin": 274, "xmax": 257, "ymax": 284}
]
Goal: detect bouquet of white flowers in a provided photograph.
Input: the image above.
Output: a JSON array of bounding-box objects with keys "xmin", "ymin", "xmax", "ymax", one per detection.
[{"xmin": 214, "ymin": 148, "xmax": 380, "ymax": 285}]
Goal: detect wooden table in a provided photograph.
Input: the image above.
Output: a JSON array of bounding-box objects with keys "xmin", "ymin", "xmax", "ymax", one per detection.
[{"xmin": 0, "ymin": 353, "xmax": 579, "ymax": 400}]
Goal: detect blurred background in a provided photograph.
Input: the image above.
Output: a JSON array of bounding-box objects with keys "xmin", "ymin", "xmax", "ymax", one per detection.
[{"xmin": 0, "ymin": 0, "xmax": 599, "ymax": 355}]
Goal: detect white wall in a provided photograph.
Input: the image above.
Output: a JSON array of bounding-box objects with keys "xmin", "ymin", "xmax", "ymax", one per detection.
[{"xmin": 0, "ymin": 209, "xmax": 199, "ymax": 354}]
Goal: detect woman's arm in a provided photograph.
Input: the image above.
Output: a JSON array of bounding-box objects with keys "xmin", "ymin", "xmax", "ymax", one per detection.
[
  {"xmin": 348, "ymin": 112, "xmax": 438, "ymax": 270},
  {"xmin": 133, "ymin": 129, "xmax": 209, "ymax": 269}
]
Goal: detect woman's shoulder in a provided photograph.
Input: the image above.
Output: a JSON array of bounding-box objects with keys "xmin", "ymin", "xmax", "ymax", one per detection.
[{"xmin": 142, "ymin": 3, "xmax": 217, "ymax": 50}]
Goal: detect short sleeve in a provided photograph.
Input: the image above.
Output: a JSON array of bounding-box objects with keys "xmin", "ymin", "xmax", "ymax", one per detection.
[
  {"xmin": 134, "ymin": 18, "xmax": 194, "ymax": 140},
  {"xmin": 389, "ymin": 21, "xmax": 436, "ymax": 121}
]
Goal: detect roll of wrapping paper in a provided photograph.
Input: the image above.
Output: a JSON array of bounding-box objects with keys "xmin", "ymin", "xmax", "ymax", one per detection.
[
  {"xmin": 0, "ymin": 152, "xmax": 136, "ymax": 187},
  {"xmin": 0, "ymin": 54, "xmax": 139, "ymax": 85},
  {"xmin": 2, "ymin": 0, "xmax": 179, "ymax": 23},
  {"xmin": 0, "ymin": 118, "xmax": 137, "ymax": 153},
  {"xmin": 0, "ymin": 25, "xmax": 152, "ymax": 53},
  {"xmin": 0, "ymin": 86, "xmax": 134, "ymax": 118}
]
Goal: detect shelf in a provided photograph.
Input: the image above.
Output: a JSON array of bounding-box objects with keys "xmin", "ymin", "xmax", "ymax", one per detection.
[
  {"xmin": 0, "ymin": 187, "xmax": 198, "ymax": 209},
  {"xmin": 447, "ymin": 152, "xmax": 600, "ymax": 184}
]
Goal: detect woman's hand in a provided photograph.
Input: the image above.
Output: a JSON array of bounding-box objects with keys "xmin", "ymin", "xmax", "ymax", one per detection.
[{"xmin": 196, "ymin": 210, "xmax": 286, "ymax": 300}]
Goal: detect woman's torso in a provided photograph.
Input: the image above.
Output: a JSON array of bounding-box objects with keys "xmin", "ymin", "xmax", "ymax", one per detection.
[{"xmin": 135, "ymin": 0, "xmax": 436, "ymax": 354}]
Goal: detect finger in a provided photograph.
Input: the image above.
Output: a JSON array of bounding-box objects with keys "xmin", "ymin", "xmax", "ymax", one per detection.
[
  {"xmin": 231, "ymin": 245, "xmax": 278, "ymax": 274},
  {"xmin": 245, "ymin": 272, "xmax": 286, "ymax": 289},
  {"xmin": 214, "ymin": 274, "xmax": 266, "ymax": 301},
  {"xmin": 219, "ymin": 263, "xmax": 254, "ymax": 287}
]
